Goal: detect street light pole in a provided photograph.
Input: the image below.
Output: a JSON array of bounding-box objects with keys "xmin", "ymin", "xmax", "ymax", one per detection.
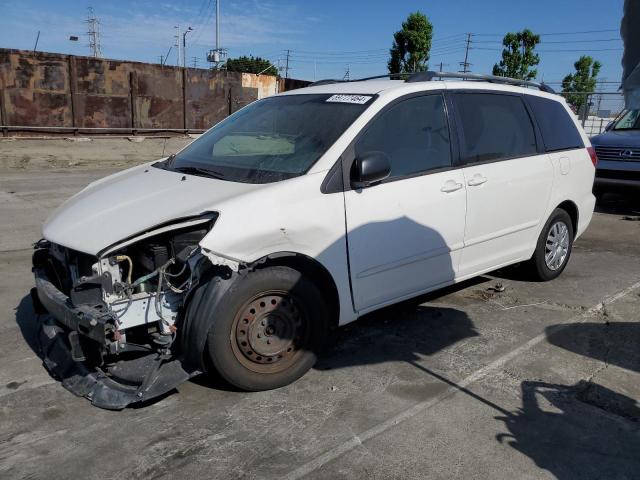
[{"xmin": 182, "ymin": 26, "xmax": 193, "ymax": 68}]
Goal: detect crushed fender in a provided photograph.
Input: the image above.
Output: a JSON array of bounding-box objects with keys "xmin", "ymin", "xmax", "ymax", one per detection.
[{"xmin": 201, "ymin": 248, "xmax": 242, "ymax": 272}]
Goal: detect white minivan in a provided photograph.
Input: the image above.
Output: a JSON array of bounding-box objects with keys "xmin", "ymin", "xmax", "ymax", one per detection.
[{"xmin": 33, "ymin": 72, "xmax": 597, "ymax": 409}]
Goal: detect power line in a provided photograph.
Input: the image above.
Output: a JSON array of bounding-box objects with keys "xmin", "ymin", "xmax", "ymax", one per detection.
[
  {"xmin": 432, "ymin": 33, "xmax": 467, "ymax": 42},
  {"xmin": 188, "ymin": 0, "xmax": 215, "ymax": 46},
  {"xmin": 472, "ymin": 28, "xmax": 619, "ymax": 37},
  {"xmin": 294, "ymin": 48, "xmax": 387, "ymax": 55},
  {"xmin": 474, "ymin": 47, "xmax": 623, "ymax": 53},
  {"xmin": 541, "ymin": 38, "xmax": 621, "ymax": 44},
  {"xmin": 473, "ymin": 38, "xmax": 622, "ymax": 45},
  {"xmin": 539, "ymin": 28, "xmax": 619, "ymax": 36},
  {"xmin": 292, "ymin": 42, "xmax": 464, "ymax": 59},
  {"xmin": 192, "ymin": 0, "xmax": 212, "ymax": 26}
]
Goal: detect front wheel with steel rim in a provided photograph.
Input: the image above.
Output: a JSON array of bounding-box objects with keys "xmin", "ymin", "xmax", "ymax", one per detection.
[
  {"xmin": 205, "ymin": 266, "xmax": 329, "ymax": 391},
  {"xmin": 528, "ymin": 208, "xmax": 574, "ymax": 281}
]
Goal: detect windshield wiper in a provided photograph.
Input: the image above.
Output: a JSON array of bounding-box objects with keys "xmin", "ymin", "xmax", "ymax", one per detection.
[
  {"xmin": 172, "ymin": 165, "xmax": 226, "ymax": 180},
  {"xmin": 152, "ymin": 154, "xmax": 175, "ymax": 170}
]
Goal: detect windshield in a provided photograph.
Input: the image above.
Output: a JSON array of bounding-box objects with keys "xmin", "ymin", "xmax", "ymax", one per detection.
[
  {"xmin": 613, "ymin": 109, "xmax": 640, "ymax": 130},
  {"xmin": 160, "ymin": 93, "xmax": 374, "ymax": 183}
]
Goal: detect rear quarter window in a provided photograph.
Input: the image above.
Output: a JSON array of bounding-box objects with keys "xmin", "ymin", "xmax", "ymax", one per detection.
[{"xmin": 525, "ymin": 96, "xmax": 584, "ymax": 152}]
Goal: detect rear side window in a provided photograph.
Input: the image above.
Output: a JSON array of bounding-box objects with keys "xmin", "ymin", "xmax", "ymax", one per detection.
[
  {"xmin": 355, "ymin": 94, "xmax": 452, "ymax": 180},
  {"xmin": 453, "ymin": 93, "xmax": 538, "ymax": 163},
  {"xmin": 526, "ymin": 96, "xmax": 584, "ymax": 152}
]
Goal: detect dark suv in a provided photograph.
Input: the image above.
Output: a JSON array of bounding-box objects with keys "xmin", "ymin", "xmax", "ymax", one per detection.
[{"xmin": 591, "ymin": 109, "xmax": 640, "ymax": 195}]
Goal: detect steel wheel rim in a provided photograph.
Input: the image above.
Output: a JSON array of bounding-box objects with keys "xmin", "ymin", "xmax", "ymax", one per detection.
[
  {"xmin": 545, "ymin": 221, "xmax": 570, "ymax": 271},
  {"xmin": 230, "ymin": 290, "xmax": 309, "ymax": 374}
]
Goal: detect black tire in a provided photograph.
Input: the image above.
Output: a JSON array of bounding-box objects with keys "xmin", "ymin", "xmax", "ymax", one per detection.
[
  {"xmin": 204, "ymin": 266, "xmax": 328, "ymax": 391},
  {"xmin": 527, "ymin": 208, "xmax": 574, "ymax": 281}
]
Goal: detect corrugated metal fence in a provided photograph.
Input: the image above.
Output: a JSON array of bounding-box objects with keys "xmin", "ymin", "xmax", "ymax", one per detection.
[{"xmin": 0, "ymin": 49, "xmax": 309, "ymax": 136}]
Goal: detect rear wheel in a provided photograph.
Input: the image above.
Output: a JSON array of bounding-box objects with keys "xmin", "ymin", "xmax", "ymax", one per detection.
[
  {"xmin": 205, "ymin": 266, "xmax": 328, "ymax": 391},
  {"xmin": 527, "ymin": 208, "xmax": 574, "ymax": 281}
]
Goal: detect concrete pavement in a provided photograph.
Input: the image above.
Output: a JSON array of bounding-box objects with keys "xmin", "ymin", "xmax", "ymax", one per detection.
[{"xmin": 0, "ymin": 168, "xmax": 638, "ymax": 480}]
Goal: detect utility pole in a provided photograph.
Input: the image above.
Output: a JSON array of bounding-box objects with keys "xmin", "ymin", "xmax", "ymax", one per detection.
[
  {"xmin": 159, "ymin": 55, "xmax": 164, "ymax": 65},
  {"xmin": 284, "ymin": 49, "xmax": 291, "ymax": 79},
  {"xmin": 459, "ymin": 33, "xmax": 472, "ymax": 73},
  {"xmin": 86, "ymin": 7, "xmax": 103, "ymax": 58},
  {"xmin": 161, "ymin": 45, "xmax": 173, "ymax": 66},
  {"xmin": 33, "ymin": 31, "xmax": 40, "ymax": 53},
  {"xmin": 207, "ymin": 1, "xmax": 227, "ymax": 68},
  {"xmin": 216, "ymin": 0, "xmax": 220, "ymax": 54},
  {"xmin": 174, "ymin": 25, "xmax": 181, "ymax": 67},
  {"xmin": 182, "ymin": 26, "xmax": 193, "ymax": 68},
  {"xmin": 192, "ymin": 56, "xmax": 199, "ymax": 69},
  {"xmin": 437, "ymin": 62, "xmax": 449, "ymax": 72}
]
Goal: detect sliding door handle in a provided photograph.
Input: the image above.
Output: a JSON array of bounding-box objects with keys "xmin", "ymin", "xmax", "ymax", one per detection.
[
  {"xmin": 441, "ymin": 180, "xmax": 464, "ymax": 193},
  {"xmin": 467, "ymin": 175, "xmax": 488, "ymax": 186}
]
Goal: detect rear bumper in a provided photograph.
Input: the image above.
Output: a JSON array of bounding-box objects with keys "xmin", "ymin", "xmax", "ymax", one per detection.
[{"xmin": 594, "ymin": 177, "xmax": 640, "ymax": 191}]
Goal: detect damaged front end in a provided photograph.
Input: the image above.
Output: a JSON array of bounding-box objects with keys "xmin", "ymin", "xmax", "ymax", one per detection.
[{"xmin": 32, "ymin": 214, "xmax": 217, "ymax": 409}]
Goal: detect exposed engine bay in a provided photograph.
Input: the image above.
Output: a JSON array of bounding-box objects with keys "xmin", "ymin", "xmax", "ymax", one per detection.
[{"xmin": 32, "ymin": 214, "xmax": 224, "ymax": 409}]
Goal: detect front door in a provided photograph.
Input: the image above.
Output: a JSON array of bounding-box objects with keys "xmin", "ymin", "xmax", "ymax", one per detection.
[{"xmin": 344, "ymin": 93, "xmax": 467, "ymax": 312}]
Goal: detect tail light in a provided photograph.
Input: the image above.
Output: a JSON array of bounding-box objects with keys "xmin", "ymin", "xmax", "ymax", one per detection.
[{"xmin": 587, "ymin": 146, "xmax": 598, "ymax": 167}]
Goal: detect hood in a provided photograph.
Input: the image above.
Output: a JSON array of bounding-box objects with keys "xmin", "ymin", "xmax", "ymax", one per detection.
[
  {"xmin": 43, "ymin": 164, "xmax": 262, "ymax": 255},
  {"xmin": 590, "ymin": 129, "xmax": 640, "ymax": 147}
]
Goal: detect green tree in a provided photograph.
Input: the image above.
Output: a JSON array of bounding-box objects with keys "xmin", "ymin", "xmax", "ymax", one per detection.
[
  {"xmin": 226, "ymin": 56, "xmax": 278, "ymax": 76},
  {"xmin": 561, "ymin": 56, "xmax": 602, "ymax": 114},
  {"xmin": 388, "ymin": 11, "xmax": 433, "ymax": 74},
  {"xmin": 492, "ymin": 29, "xmax": 541, "ymax": 80}
]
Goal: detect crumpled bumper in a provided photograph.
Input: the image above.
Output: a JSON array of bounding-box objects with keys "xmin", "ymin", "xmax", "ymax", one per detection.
[{"xmin": 32, "ymin": 252, "xmax": 196, "ymax": 410}]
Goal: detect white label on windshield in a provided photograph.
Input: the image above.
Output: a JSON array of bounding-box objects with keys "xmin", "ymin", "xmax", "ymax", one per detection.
[{"xmin": 326, "ymin": 94, "xmax": 372, "ymax": 105}]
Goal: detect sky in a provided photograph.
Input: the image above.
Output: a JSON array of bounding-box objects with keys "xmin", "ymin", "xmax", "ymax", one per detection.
[{"xmin": 0, "ymin": 0, "xmax": 627, "ymax": 95}]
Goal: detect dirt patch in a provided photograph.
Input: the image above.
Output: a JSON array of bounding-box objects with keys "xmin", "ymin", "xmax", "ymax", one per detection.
[{"xmin": 0, "ymin": 136, "xmax": 194, "ymax": 171}]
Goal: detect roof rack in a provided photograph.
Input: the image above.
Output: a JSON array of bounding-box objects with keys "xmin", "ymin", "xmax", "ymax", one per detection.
[
  {"xmin": 308, "ymin": 71, "xmax": 556, "ymax": 94},
  {"xmin": 406, "ymin": 71, "xmax": 556, "ymax": 93},
  {"xmin": 309, "ymin": 73, "xmax": 404, "ymax": 87}
]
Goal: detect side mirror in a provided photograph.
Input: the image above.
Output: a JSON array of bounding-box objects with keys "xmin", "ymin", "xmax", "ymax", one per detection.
[
  {"xmin": 605, "ymin": 121, "xmax": 615, "ymax": 132},
  {"xmin": 351, "ymin": 151, "xmax": 391, "ymax": 189}
]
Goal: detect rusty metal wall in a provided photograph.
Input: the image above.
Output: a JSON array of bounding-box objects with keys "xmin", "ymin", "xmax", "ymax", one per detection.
[
  {"xmin": 186, "ymin": 69, "xmax": 246, "ymax": 130},
  {"xmin": 0, "ymin": 49, "xmax": 308, "ymax": 135},
  {"xmin": 279, "ymin": 77, "xmax": 311, "ymax": 93},
  {"xmin": 0, "ymin": 50, "xmax": 72, "ymax": 128}
]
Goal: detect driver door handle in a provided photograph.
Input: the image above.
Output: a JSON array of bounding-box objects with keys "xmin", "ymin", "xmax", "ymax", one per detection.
[
  {"xmin": 441, "ymin": 180, "xmax": 464, "ymax": 193},
  {"xmin": 467, "ymin": 174, "xmax": 488, "ymax": 186}
]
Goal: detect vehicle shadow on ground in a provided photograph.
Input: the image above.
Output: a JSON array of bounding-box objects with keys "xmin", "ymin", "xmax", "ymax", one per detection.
[
  {"xmin": 495, "ymin": 320, "xmax": 640, "ymax": 479},
  {"xmin": 17, "ymin": 281, "xmax": 482, "ymax": 399},
  {"xmin": 192, "ymin": 278, "xmax": 486, "ymax": 390},
  {"xmin": 315, "ymin": 287, "xmax": 480, "ymax": 371},
  {"xmin": 496, "ymin": 380, "xmax": 640, "ymax": 480},
  {"xmin": 14, "ymin": 294, "xmax": 42, "ymax": 358},
  {"xmin": 595, "ymin": 191, "xmax": 640, "ymax": 216},
  {"xmin": 196, "ymin": 216, "xmax": 484, "ymax": 388},
  {"xmin": 546, "ymin": 321, "xmax": 640, "ymax": 373}
]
